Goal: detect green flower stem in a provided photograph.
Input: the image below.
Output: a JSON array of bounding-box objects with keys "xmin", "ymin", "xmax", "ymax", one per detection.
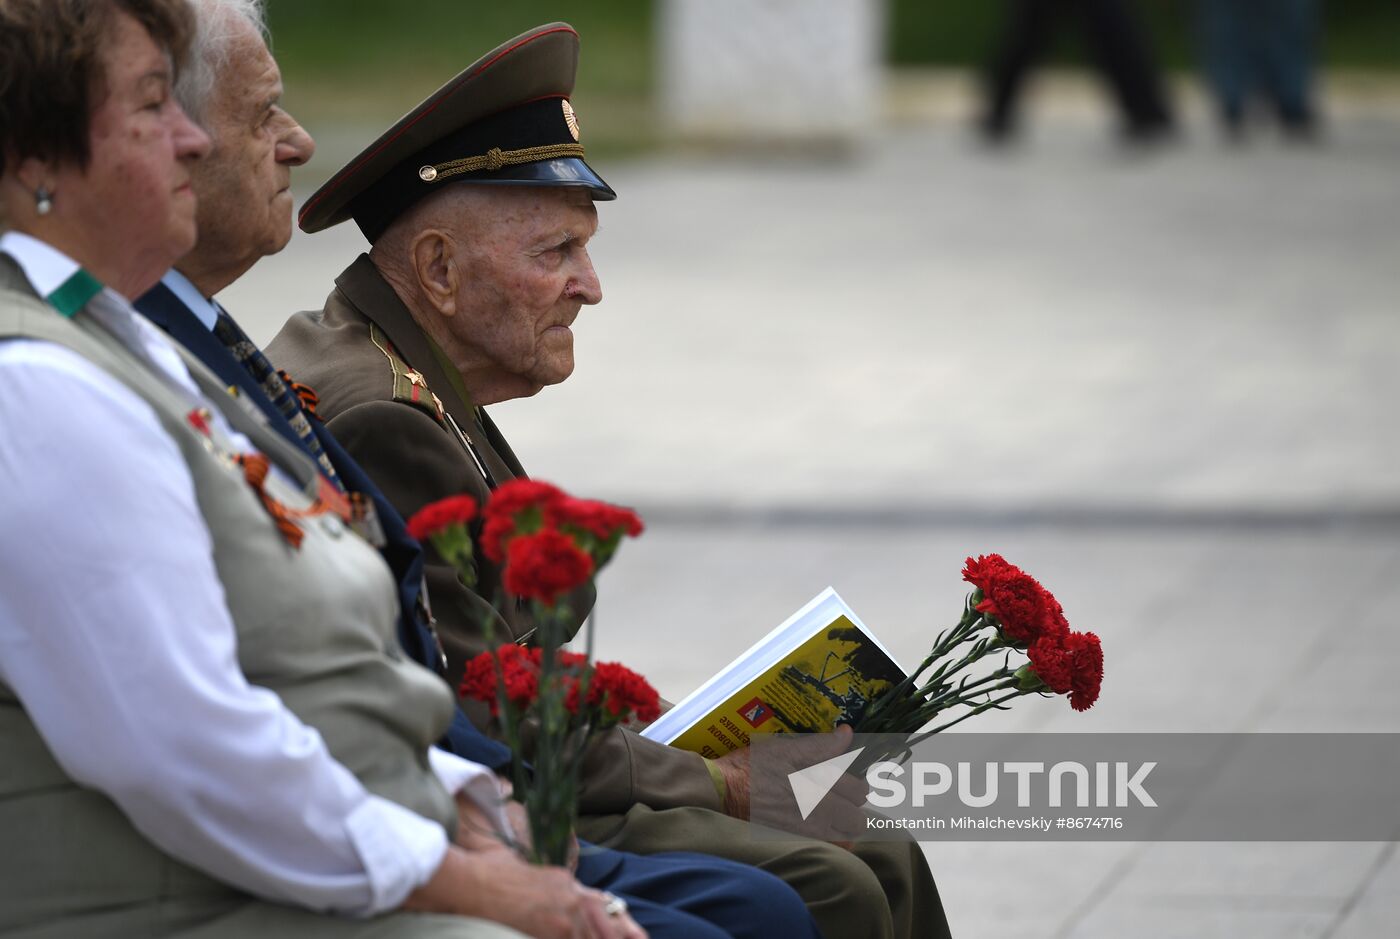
[
  {"xmin": 480, "ymin": 614, "xmax": 530, "ymax": 802},
  {"xmin": 859, "ymin": 603, "xmax": 989, "ymax": 730},
  {"xmin": 882, "ymin": 675, "xmax": 1020, "ymax": 734},
  {"xmin": 905, "ymin": 669, "xmax": 1015, "ymax": 721},
  {"xmin": 924, "ymin": 634, "xmax": 1007, "ymax": 686},
  {"xmin": 907, "ymin": 688, "xmax": 1027, "ymax": 745},
  {"xmin": 862, "ymin": 632, "xmax": 1016, "ymax": 735},
  {"xmin": 885, "ymin": 605, "xmax": 982, "ymax": 697},
  {"xmin": 526, "ymin": 600, "xmax": 578, "ymax": 866},
  {"xmin": 918, "ymin": 605, "xmax": 986, "ymax": 667},
  {"xmin": 893, "ymin": 642, "xmax": 1001, "ymax": 714}
]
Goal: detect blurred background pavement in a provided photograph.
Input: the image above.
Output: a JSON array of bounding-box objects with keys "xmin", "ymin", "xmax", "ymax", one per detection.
[{"xmin": 227, "ymin": 3, "xmax": 1400, "ymax": 936}]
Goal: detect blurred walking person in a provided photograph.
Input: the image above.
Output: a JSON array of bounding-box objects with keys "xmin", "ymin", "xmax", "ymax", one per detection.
[
  {"xmin": 1199, "ymin": 0, "xmax": 1320, "ymax": 139},
  {"xmin": 981, "ymin": 0, "xmax": 1176, "ymax": 144}
]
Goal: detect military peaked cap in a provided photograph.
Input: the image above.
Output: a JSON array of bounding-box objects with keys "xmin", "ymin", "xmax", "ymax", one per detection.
[{"xmin": 298, "ymin": 22, "xmax": 615, "ymax": 241}]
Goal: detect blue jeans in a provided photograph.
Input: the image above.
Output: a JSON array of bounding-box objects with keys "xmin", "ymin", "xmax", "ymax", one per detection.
[
  {"xmin": 1199, "ymin": 0, "xmax": 1318, "ymax": 125},
  {"xmin": 577, "ymin": 846, "xmax": 824, "ymax": 939}
]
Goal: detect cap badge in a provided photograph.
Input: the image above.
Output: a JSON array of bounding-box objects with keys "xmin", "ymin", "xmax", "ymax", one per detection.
[{"xmin": 562, "ymin": 99, "xmax": 580, "ymax": 142}]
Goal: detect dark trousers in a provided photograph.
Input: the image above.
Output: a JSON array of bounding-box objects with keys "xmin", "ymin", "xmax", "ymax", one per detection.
[
  {"xmin": 580, "ymin": 804, "xmax": 953, "ymax": 939},
  {"xmin": 985, "ymin": 0, "xmax": 1174, "ymax": 135},
  {"xmin": 578, "ymin": 847, "xmax": 824, "ymax": 939}
]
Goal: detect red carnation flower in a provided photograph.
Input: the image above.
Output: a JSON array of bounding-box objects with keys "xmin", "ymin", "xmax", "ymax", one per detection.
[
  {"xmin": 1065, "ymin": 631, "xmax": 1103, "ymax": 712},
  {"xmin": 480, "ymin": 513, "xmax": 517, "ymax": 564},
  {"xmin": 962, "ymin": 554, "xmax": 1012, "ymax": 591},
  {"xmin": 480, "ymin": 480, "xmax": 565, "ymax": 561},
  {"xmin": 557, "ymin": 650, "xmax": 588, "ymax": 669},
  {"xmin": 459, "ymin": 658, "xmax": 493, "ymax": 707},
  {"xmin": 978, "ymin": 570, "xmax": 1056, "ymax": 644},
  {"xmin": 962, "ymin": 553, "xmax": 1065, "ymax": 646},
  {"xmin": 1026, "ymin": 636, "xmax": 1073, "ymax": 693},
  {"xmin": 503, "ymin": 667, "xmax": 540, "ymax": 710},
  {"xmin": 561, "ymin": 671, "xmax": 590, "ymax": 717},
  {"xmin": 485, "ymin": 479, "xmax": 565, "ymax": 522},
  {"xmin": 1045, "ymin": 596, "xmax": 1071, "ymax": 640},
  {"xmin": 502, "ymin": 528, "xmax": 595, "ymax": 606},
  {"xmin": 459, "ymin": 644, "xmax": 543, "ymax": 715},
  {"xmin": 405, "ymin": 494, "xmax": 478, "ymax": 541},
  {"xmin": 551, "ymin": 497, "xmax": 645, "ymax": 541},
  {"xmin": 1024, "ymin": 631, "xmax": 1103, "ymax": 711},
  {"xmin": 562, "ymin": 678, "xmax": 582, "ymax": 715},
  {"xmin": 589, "ymin": 661, "xmax": 662, "ymax": 724}
]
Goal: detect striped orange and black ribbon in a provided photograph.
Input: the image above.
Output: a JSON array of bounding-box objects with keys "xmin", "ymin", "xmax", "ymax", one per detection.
[{"xmin": 235, "ymin": 453, "xmax": 371, "ymax": 550}]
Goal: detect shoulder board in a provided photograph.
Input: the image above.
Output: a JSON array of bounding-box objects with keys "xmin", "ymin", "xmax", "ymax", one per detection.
[{"xmin": 368, "ymin": 323, "xmax": 447, "ymax": 425}]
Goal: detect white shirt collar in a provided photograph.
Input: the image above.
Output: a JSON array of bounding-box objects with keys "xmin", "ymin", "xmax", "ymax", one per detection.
[
  {"xmin": 161, "ymin": 268, "xmax": 221, "ymax": 331},
  {"xmin": 0, "ymin": 231, "xmax": 193, "ymax": 393},
  {"xmin": 0, "ymin": 230, "xmax": 83, "ymax": 298}
]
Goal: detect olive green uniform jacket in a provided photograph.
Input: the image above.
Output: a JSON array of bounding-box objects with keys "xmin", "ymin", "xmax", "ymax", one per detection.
[{"xmin": 266, "ymin": 256, "xmax": 953, "ymax": 939}]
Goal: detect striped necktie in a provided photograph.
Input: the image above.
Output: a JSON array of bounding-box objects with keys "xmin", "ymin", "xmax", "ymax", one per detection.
[{"xmin": 212, "ymin": 308, "xmax": 343, "ymax": 492}]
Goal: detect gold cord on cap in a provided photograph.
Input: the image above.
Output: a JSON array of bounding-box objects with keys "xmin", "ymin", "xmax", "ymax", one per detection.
[{"xmin": 418, "ymin": 142, "xmax": 586, "ymax": 184}]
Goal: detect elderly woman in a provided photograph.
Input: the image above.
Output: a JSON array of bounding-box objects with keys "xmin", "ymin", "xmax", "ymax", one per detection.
[{"xmin": 0, "ymin": 3, "xmax": 640, "ymax": 937}]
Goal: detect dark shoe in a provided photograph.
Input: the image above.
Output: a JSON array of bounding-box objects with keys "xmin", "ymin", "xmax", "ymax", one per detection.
[
  {"xmin": 1280, "ymin": 109, "xmax": 1322, "ymax": 144},
  {"xmin": 1120, "ymin": 117, "xmax": 1177, "ymax": 149},
  {"xmin": 977, "ymin": 113, "xmax": 1019, "ymax": 147}
]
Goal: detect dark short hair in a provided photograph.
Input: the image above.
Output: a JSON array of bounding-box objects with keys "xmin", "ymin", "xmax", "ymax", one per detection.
[{"xmin": 0, "ymin": 0, "xmax": 194, "ymax": 177}]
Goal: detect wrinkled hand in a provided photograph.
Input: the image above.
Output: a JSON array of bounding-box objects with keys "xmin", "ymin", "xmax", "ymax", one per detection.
[
  {"xmin": 404, "ymin": 846, "xmax": 646, "ymax": 939},
  {"xmin": 454, "ymin": 789, "xmax": 514, "ymax": 855},
  {"xmin": 715, "ymin": 726, "xmax": 867, "ymax": 846},
  {"xmin": 712, "ymin": 743, "xmax": 752, "ymax": 818},
  {"xmin": 455, "ymin": 781, "xmax": 579, "ymax": 872},
  {"xmin": 714, "ymin": 725, "xmax": 855, "ymax": 818}
]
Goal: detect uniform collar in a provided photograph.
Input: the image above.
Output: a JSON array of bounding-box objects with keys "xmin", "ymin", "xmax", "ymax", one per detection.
[
  {"xmin": 334, "ymin": 253, "xmax": 479, "ymax": 430},
  {"xmin": 160, "ymin": 268, "xmax": 221, "ymax": 331}
]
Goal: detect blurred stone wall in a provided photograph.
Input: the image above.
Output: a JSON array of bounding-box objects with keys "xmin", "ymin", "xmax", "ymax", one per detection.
[{"xmin": 657, "ymin": 0, "xmax": 886, "ymax": 145}]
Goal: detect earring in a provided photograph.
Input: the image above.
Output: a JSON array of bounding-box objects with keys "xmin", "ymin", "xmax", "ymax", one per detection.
[{"xmin": 35, "ymin": 185, "xmax": 53, "ymax": 216}]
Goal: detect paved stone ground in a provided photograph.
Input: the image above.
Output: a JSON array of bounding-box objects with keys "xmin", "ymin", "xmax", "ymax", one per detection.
[{"xmin": 225, "ymin": 81, "xmax": 1400, "ymax": 937}]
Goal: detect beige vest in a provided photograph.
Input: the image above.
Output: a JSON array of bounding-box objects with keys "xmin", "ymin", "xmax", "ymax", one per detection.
[{"xmin": 0, "ymin": 270, "xmax": 457, "ymax": 936}]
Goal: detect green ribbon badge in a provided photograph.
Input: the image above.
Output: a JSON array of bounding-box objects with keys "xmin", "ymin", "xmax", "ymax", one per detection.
[{"xmin": 44, "ymin": 268, "xmax": 103, "ymax": 319}]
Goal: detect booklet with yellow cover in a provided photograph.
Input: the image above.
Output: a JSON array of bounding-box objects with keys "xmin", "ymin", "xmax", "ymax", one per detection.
[{"xmin": 640, "ymin": 588, "xmax": 907, "ymax": 757}]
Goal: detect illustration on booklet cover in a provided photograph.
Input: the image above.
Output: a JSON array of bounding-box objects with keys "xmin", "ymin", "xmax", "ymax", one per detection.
[{"xmin": 668, "ymin": 614, "xmax": 906, "ymax": 757}]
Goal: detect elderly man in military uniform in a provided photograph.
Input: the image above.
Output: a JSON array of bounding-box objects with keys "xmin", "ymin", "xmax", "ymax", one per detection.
[{"xmin": 269, "ymin": 23, "xmax": 952, "ymax": 939}]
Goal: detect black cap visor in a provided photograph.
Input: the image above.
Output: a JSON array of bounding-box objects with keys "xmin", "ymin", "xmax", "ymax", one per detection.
[{"xmin": 467, "ymin": 156, "xmax": 616, "ymax": 200}]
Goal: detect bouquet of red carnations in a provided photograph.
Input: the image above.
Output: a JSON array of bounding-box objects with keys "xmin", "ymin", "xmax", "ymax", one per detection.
[
  {"xmin": 407, "ymin": 480, "xmax": 656, "ymax": 866},
  {"xmin": 856, "ymin": 554, "xmax": 1103, "ymax": 740}
]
